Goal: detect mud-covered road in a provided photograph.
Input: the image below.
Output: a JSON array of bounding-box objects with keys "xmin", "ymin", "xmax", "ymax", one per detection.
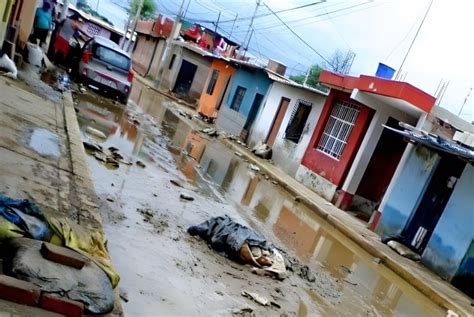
[{"xmin": 73, "ymin": 89, "xmax": 445, "ymax": 316}]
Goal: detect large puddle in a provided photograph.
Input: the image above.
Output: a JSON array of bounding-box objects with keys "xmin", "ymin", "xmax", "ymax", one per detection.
[{"xmin": 74, "ymin": 91, "xmax": 445, "ymax": 316}]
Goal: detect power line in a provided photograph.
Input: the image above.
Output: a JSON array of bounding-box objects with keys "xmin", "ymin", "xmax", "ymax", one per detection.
[
  {"xmin": 184, "ymin": 1, "xmax": 326, "ymax": 24},
  {"xmin": 233, "ymin": 1, "xmax": 375, "ymax": 33},
  {"xmin": 262, "ymin": 2, "xmax": 334, "ymax": 67},
  {"xmin": 396, "ymin": 0, "xmax": 434, "ymax": 78}
]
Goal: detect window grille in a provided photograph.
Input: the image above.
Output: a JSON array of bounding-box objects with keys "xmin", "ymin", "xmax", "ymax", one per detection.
[{"xmin": 316, "ymin": 100, "xmax": 360, "ymax": 160}]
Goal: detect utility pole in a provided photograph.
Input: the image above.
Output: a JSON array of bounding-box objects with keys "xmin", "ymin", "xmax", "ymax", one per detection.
[
  {"xmin": 96, "ymin": 0, "xmax": 100, "ymax": 13},
  {"xmin": 214, "ymin": 11, "xmax": 221, "ymax": 33},
  {"xmin": 458, "ymin": 86, "xmax": 473, "ymax": 116},
  {"xmin": 229, "ymin": 14, "xmax": 238, "ymax": 37},
  {"xmin": 242, "ymin": 0, "xmax": 260, "ymax": 55},
  {"xmin": 243, "ymin": 28, "xmax": 254, "ymax": 58},
  {"xmin": 125, "ymin": 0, "xmax": 144, "ymax": 52},
  {"xmin": 155, "ymin": 0, "xmax": 186, "ymax": 89},
  {"xmin": 304, "ymin": 66, "xmax": 311, "ymax": 86}
]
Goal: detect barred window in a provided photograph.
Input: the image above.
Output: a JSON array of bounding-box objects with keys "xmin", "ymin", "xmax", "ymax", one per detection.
[
  {"xmin": 316, "ymin": 100, "xmax": 360, "ymax": 160},
  {"xmin": 206, "ymin": 69, "xmax": 219, "ymax": 95}
]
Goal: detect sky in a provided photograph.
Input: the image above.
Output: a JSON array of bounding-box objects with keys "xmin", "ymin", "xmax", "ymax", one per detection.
[{"xmin": 94, "ymin": 0, "xmax": 474, "ymax": 122}]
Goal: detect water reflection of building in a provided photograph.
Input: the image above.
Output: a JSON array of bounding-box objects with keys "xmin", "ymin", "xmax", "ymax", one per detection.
[{"xmin": 199, "ymin": 142, "xmax": 237, "ymax": 188}]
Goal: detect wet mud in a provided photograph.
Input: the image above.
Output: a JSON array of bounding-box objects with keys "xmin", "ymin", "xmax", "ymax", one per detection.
[{"xmin": 75, "ymin": 91, "xmax": 446, "ymax": 316}]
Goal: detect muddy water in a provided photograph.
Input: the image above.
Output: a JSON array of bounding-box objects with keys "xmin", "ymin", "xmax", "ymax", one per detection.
[{"xmin": 75, "ymin": 91, "xmax": 445, "ymax": 316}]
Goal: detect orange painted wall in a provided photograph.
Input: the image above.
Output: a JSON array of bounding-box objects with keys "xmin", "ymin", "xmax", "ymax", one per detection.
[{"xmin": 197, "ymin": 59, "xmax": 235, "ymax": 118}]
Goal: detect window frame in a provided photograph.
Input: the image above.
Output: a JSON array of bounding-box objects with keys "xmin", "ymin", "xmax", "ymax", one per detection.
[
  {"xmin": 316, "ymin": 100, "xmax": 361, "ymax": 160},
  {"xmin": 206, "ymin": 69, "xmax": 220, "ymax": 95},
  {"xmin": 230, "ymin": 86, "xmax": 247, "ymax": 111},
  {"xmin": 284, "ymin": 99, "xmax": 313, "ymax": 144}
]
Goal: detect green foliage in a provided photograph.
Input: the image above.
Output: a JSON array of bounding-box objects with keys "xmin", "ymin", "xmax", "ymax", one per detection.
[
  {"xmin": 290, "ymin": 64, "xmax": 323, "ymax": 88},
  {"xmin": 129, "ymin": 0, "xmax": 157, "ymax": 20}
]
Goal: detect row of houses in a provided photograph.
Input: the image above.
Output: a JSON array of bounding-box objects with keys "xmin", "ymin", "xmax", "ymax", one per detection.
[{"xmin": 131, "ymin": 16, "xmax": 474, "ymax": 298}]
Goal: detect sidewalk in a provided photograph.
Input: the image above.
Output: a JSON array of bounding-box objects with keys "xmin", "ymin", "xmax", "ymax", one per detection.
[
  {"xmin": 132, "ymin": 74, "xmax": 473, "ymax": 316},
  {"xmin": 0, "ymin": 76, "xmax": 122, "ymax": 315}
]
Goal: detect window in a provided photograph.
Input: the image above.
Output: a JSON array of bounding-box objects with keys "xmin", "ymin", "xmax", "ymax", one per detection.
[
  {"xmin": 285, "ymin": 100, "xmax": 312, "ymax": 144},
  {"xmin": 230, "ymin": 86, "xmax": 246, "ymax": 111},
  {"xmin": 206, "ymin": 69, "xmax": 220, "ymax": 95},
  {"xmin": 169, "ymin": 54, "xmax": 176, "ymax": 69},
  {"xmin": 94, "ymin": 45, "xmax": 131, "ymax": 70},
  {"xmin": 316, "ymin": 100, "xmax": 361, "ymax": 160}
]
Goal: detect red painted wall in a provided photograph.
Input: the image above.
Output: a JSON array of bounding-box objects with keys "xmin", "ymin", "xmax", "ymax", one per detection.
[{"xmin": 301, "ymin": 90, "xmax": 374, "ymax": 186}]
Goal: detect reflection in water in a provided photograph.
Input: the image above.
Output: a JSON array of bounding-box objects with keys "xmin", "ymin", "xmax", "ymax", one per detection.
[{"xmin": 76, "ymin": 92, "xmax": 444, "ymax": 317}]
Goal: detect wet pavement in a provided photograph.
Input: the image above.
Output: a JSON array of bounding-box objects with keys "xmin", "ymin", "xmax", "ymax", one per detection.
[{"xmin": 74, "ymin": 90, "xmax": 446, "ymax": 316}]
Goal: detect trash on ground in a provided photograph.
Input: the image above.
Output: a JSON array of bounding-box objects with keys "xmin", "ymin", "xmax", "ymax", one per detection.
[
  {"xmin": 119, "ymin": 288, "xmax": 129, "ymax": 302},
  {"xmin": 241, "ymin": 290, "xmax": 270, "ymax": 306},
  {"xmin": 188, "ymin": 216, "xmax": 287, "ymax": 279},
  {"xmin": 200, "ymin": 127, "xmax": 218, "ymax": 137},
  {"xmin": 180, "ymin": 193, "xmax": 194, "ymax": 201},
  {"xmin": 235, "ymin": 152, "xmax": 243, "ymax": 157},
  {"xmin": 4, "ymin": 238, "xmax": 114, "ymax": 314},
  {"xmin": 136, "ymin": 160, "xmax": 146, "ymax": 168},
  {"xmin": 0, "ymin": 49, "xmax": 17, "ymax": 79},
  {"xmin": 0, "ymin": 194, "xmax": 49, "ymax": 240},
  {"xmin": 85, "ymin": 126, "xmax": 107, "ymax": 140},
  {"xmin": 386, "ymin": 240, "xmax": 421, "ymax": 261},
  {"xmin": 170, "ymin": 179, "xmax": 184, "ymax": 188},
  {"xmin": 251, "ymin": 142, "xmax": 273, "ymax": 160},
  {"xmin": 232, "ymin": 307, "xmax": 254, "ymax": 317},
  {"xmin": 249, "ymin": 164, "xmax": 260, "ymax": 172}
]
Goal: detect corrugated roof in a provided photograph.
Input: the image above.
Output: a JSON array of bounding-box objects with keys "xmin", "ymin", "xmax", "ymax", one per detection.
[
  {"xmin": 266, "ymin": 71, "xmax": 329, "ymax": 96},
  {"xmin": 384, "ymin": 125, "xmax": 474, "ymax": 163}
]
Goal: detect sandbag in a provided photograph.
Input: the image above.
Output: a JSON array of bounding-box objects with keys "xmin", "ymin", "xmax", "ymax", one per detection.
[
  {"xmin": 5, "ymin": 238, "xmax": 114, "ymax": 314},
  {"xmin": 48, "ymin": 217, "xmax": 120, "ymax": 288},
  {"xmin": 188, "ymin": 215, "xmax": 268, "ymax": 257}
]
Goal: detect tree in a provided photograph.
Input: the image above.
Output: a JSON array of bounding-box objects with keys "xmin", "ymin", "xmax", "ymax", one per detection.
[
  {"xmin": 290, "ymin": 64, "xmax": 322, "ymax": 88},
  {"xmin": 129, "ymin": 0, "xmax": 157, "ymax": 20},
  {"xmin": 323, "ymin": 50, "xmax": 355, "ymax": 75}
]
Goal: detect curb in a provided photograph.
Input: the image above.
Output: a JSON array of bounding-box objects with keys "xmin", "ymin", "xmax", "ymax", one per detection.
[{"xmin": 62, "ymin": 92, "xmax": 124, "ymax": 316}]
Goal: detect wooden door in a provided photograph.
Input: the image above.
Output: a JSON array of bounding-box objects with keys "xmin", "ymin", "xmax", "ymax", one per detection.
[{"xmin": 266, "ymin": 97, "xmax": 290, "ymax": 146}]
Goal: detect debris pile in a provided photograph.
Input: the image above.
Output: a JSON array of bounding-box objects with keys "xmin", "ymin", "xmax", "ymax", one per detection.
[
  {"xmin": 0, "ymin": 194, "xmax": 119, "ymax": 315},
  {"xmin": 188, "ymin": 215, "xmax": 287, "ymax": 280}
]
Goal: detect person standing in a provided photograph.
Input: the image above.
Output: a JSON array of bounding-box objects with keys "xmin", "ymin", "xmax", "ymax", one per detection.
[
  {"xmin": 32, "ymin": 2, "xmax": 53, "ymax": 46},
  {"xmin": 53, "ymin": 13, "xmax": 89, "ymax": 64}
]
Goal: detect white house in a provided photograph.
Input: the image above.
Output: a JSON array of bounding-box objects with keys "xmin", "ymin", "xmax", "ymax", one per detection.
[{"xmin": 248, "ymin": 73, "xmax": 328, "ymax": 176}]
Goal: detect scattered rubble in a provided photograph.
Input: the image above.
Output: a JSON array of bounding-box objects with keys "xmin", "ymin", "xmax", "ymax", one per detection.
[
  {"xmin": 241, "ymin": 290, "xmax": 269, "ymax": 306},
  {"xmin": 180, "ymin": 193, "xmax": 194, "ymax": 201}
]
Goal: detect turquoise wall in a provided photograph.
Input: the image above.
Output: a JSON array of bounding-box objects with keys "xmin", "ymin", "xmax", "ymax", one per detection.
[
  {"xmin": 376, "ymin": 146, "xmax": 440, "ymax": 238},
  {"xmin": 224, "ymin": 68, "xmax": 272, "ymax": 117},
  {"xmin": 422, "ymin": 164, "xmax": 474, "ymax": 280}
]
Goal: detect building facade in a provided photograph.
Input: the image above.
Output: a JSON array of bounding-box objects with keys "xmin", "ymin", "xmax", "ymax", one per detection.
[{"xmin": 248, "ymin": 78, "xmax": 327, "ymax": 176}]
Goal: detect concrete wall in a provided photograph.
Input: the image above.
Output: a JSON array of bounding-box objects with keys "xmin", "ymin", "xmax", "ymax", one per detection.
[
  {"xmin": 0, "ymin": 0, "xmax": 14, "ymax": 45},
  {"xmin": 18, "ymin": 0, "xmax": 40, "ymax": 46},
  {"xmin": 132, "ymin": 35, "xmax": 165, "ymax": 79},
  {"xmin": 248, "ymin": 82, "xmax": 326, "ymax": 176},
  {"xmin": 216, "ymin": 67, "xmax": 272, "ymax": 135},
  {"xmin": 197, "ymin": 59, "xmax": 235, "ymax": 118},
  {"xmin": 160, "ymin": 45, "xmax": 211, "ymax": 105},
  {"xmin": 422, "ymin": 164, "xmax": 474, "ymax": 280},
  {"xmin": 375, "ymin": 145, "xmax": 440, "ymax": 238}
]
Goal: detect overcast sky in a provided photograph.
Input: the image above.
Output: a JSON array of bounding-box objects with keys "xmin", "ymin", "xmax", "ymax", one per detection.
[{"xmin": 101, "ymin": 0, "xmax": 474, "ymax": 121}]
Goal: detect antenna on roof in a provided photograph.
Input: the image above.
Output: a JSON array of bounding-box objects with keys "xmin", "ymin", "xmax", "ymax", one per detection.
[{"xmin": 458, "ymin": 86, "xmax": 473, "ymax": 116}]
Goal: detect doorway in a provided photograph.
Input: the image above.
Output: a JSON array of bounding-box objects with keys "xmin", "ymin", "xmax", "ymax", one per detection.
[
  {"xmin": 402, "ymin": 154, "xmax": 466, "ymax": 253},
  {"xmin": 173, "ymin": 60, "xmax": 197, "ymax": 97},
  {"xmin": 266, "ymin": 97, "xmax": 290, "ymax": 146},
  {"xmin": 451, "ymin": 239, "xmax": 474, "ymax": 298},
  {"xmin": 241, "ymin": 93, "xmax": 264, "ymax": 141}
]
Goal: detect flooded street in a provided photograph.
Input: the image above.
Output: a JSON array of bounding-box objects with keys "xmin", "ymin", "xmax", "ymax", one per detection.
[{"xmin": 74, "ymin": 91, "xmax": 445, "ymax": 316}]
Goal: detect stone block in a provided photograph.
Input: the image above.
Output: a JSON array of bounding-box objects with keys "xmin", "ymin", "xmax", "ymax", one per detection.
[
  {"xmin": 40, "ymin": 242, "xmax": 88, "ymax": 269},
  {"xmin": 0, "ymin": 274, "xmax": 40, "ymax": 306},
  {"xmin": 40, "ymin": 293, "xmax": 84, "ymax": 317}
]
